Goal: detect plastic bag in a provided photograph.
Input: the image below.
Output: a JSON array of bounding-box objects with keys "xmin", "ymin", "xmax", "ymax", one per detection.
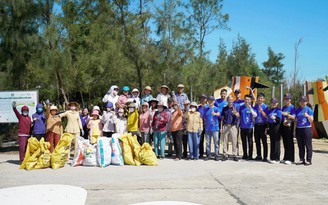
[
  {"xmin": 20, "ymin": 137, "xmax": 51, "ymax": 170},
  {"xmin": 72, "ymin": 138, "xmax": 89, "ymax": 167},
  {"xmin": 83, "ymin": 144, "xmax": 97, "ymax": 166},
  {"xmin": 139, "ymin": 143, "xmax": 158, "ymax": 166},
  {"xmin": 111, "ymin": 134, "xmax": 124, "ymax": 166},
  {"xmin": 119, "ymin": 133, "xmax": 141, "ymax": 166},
  {"xmin": 97, "ymin": 137, "xmax": 111, "ymax": 167},
  {"xmin": 51, "ymin": 133, "xmax": 74, "ymax": 169}
]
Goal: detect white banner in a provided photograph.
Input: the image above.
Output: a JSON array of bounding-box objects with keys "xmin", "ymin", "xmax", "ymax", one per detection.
[{"xmin": 0, "ymin": 91, "xmax": 39, "ymax": 123}]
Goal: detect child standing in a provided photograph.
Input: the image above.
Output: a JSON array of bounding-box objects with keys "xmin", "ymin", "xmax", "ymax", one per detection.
[
  {"xmin": 31, "ymin": 103, "xmax": 46, "ymax": 140},
  {"xmin": 114, "ymin": 108, "xmax": 127, "ymax": 134},
  {"xmin": 45, "ymin": 102, "xmax": 62, "ymax": 153},
  {"xmin": 101, "ymin": 102, "xmax": 116, "ymax": 138},
  {"xmin": 139, "ymin": 102, "xmax": 152, "ymax": 144},
  {"xmin": 12, "ymin": 101, "xmax": 32, "ymax": 163},
  {"xmin": 87, "ymin": 111, "xmax": 103, "ymax": 144}
]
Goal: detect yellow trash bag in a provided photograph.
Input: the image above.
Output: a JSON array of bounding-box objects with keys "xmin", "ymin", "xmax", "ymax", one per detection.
[
  {"xmin": 119, "ymin": 133, "xmax": 141, "ymax": 166},
  {"xmin": 51, "ymin": 133, "xmax": 74, "ymax": 169},
  {"xmin": 20, "ymin": 138, "xmax": 51, "ymax": 170},
  {"xmin": 139, "ymin": 143, "xmax": 158, "ymax": 166}
]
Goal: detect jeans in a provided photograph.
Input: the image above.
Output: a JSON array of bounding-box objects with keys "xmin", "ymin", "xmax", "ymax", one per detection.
[
  {"xmin": 172, "ymin": 130, "xmax": 183, "ymax": 159},
  {"xmin": 154, "ymin": 131, "xmax": 167, "ymax": 157},
  {"xmin": 188, "ymin": 132, "xmax": 200, "ymax": 159},
  {"xmin": 141, "ymin": 132, "xmax": 150, "ymax": 144},
  {"xmin": 205, "ymin": 131, "xmax": 219, "ymax": 157}
]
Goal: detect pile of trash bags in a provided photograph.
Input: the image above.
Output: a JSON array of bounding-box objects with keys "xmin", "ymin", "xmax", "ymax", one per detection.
[
  {"xmin": 72, "ymin": 133, "xmax": 158, "ymax": 167},
  {"xmin": 20, "ymin": 133, "xmax": 73, "ymax": 170}
]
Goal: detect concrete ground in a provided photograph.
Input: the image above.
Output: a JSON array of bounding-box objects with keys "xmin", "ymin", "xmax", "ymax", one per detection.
[{"xmin": 0, "ymin": 139, "xmax": 328, "ymax": 205}]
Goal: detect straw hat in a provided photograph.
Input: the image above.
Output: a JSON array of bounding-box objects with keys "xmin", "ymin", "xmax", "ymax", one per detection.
[
  {"xmin": 143, "ymin": 86, "xmax": 152, "ymax": 94},
  {"xmin": 157, "ymin": 85, "xmax": 171, "ymax": 93},
  {"xmin": 50, "ymin": 105, "xmax": 58, "ymax": 111},
  {"xmin": 67, "ymin": 101, "xmax": 80, "ymax": 109}
]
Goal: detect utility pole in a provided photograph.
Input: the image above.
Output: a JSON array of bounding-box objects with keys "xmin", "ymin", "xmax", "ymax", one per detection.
[{"xmin": 293, "ymin": 38, "xmax": 303, "ymax": 87}]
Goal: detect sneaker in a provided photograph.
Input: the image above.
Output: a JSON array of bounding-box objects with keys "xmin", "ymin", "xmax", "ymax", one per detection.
[
  {"xmin": 296, "ymin": 161, "xmax": 305, "ymax": 165},
  {"xmin": 304, "ymin": 161, "xmax": 312, "ymax": 166},
  {"xmin": 254, "ymin": 156, "xmax": 262, "ymax": 161},
  {"xmin": 159, "ymin": 157, "xmax": 164, "ymax": 160},
  {"xmin": 215, "ymin": 156, "xmax": 220, "ymax": 161},
  {"xmin": 269, "ymin": 160, "xmax": 279, "ymax": 164},
  {"xmin": 233, "ymin": 157, "xmax": 239, "ymax": 162},
  {"xmin": 222, "ymin": 155, "xmax": 228, "ymax": 161},
  {"xmin": 193, "ymin": 158, "xmax": 197, "ymax": 161},
  {"xmin": 204, "ymin": 156, "xmax": 210, "ymax": 161},
  {"xmin": 284, "ymin": 160, "xmax": 292, "ymax": 165},
  {"xmin": 280, "ymin": 160, "xmax": 286, "ymax": 164}
]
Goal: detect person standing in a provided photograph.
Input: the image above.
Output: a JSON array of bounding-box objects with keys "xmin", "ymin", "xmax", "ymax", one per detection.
[
  {"xmin": 139, "ymin": 102, "xmax": 152, "ymax": 144},
  {"xmin": 141, "ymin": 86, "xmax": 153, "ymax": 104},
  {"xmin": 12, "ymin": 101, "xmax": 32, "ymax": 163},
  {"xmin": 204, "ymin": 96, "xmax": 220, "ymax": 161},
  {"xmin": 170, "ymin": 100, "xmax": 184, "ymax": 160},
  {"xmin": 281, "ymin": 93, "xmax": 296, "ymax": 165},
  {"xmin": 156, "ymin": 85, "xmax": 171, "ymax": 108},
  {"xmin": 267, "ymin": 98, "xmax": 283, "ymax": 164},
  {"xmin": 185, "ymin": 102, "xmax": 203, "ymax": 160},
  {"xmin": 152, "ymin": 102, "xmax": 169, "ymax": 159},
  {"xmin": 174, "ymin": 84, "xmax": 189, "ymax": 111},
  {"xmin": 116, "ymin": 86, "xmax": 130, "ymax": 109},
  {"xmin": 127, "ymin": 102, "xmax": 139, "ymax": 141},
  {"xmin": 295, "ymin": 96, "xmax": 314, "ymax": 166},
  {"xmin": 238, "ymin": 95, "xmax": 257, "ymax": 160},
  {"xmin": 45, "ymin": 102, "xmax": 62, "ymax": 153},
  {"xmin": 182, "ymin": 100, "xmax": 190, "ymax": 159},
  {"xmin": 101, "ymin": 102, "xmax": 116, "ymax": 138},
  {"xmin": 221, "ymin": 95, "xmax": 239, "ymax": 161},
  {"xmin": 198, "ymin": 94, "xmax": 208, "ymax": 159},
  {"xmin": 31, "ymin": 103, "xmax": 46, "ymax": 141},
  {"xmin": 253, "ymin": 93, "xmax": 269, "ymax": 162},
  {"xmin": 80, "ymin": 108, "xmax": 90, "ymax": 139},
  {"xmin": 233, "ymin": 89, "xmax": 244, "ymax": 157},
  {"xmin": 102, "ymin": 85, "xmax": 119, "ymax": 109}
]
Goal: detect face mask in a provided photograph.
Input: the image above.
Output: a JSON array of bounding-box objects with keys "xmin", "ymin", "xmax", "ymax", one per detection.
[
  {"xmin": 129, "ymin": 108, "xmax": 135, "ymax": 113},
  {"xmin": 107, "ymin": 108, "xmax": 112, "ymax": 112},
  {"xmin": 70, "ymin": 106, "xmax": 76, "ymax": 111},
  {"xmin": 158, "ymin": 108, "xmax": 163, "ymax": 112},
  {"xmin": 112, "ymin": 90, "xmax": 118, "ymax": 96},
  {"xmin": 118, "ymin": 113, "xmax": 124, "ymax": 117},
  {"xmin": 22, "ymin": 111, "xmax": 28, "ymax": 116},
  {"xmin": 37, "ymin": 108, "xmax": 43, "ymax": 113},
  {"xmin": 191, "ymin": 108, "xmax": 196, "ymax": 112}
]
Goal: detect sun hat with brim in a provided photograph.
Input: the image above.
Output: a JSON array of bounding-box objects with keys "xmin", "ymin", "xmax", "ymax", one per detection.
[
  {"xmin": 143, "ymin": 86, "xmax": 152, "ymax": 94},
  {"xmin": 177, "ymin": 84, "xmax": 184, "ymax": 88},
  {"xmin": 91, "ymin": 111, "xmax": 99, "ymax": 116},
  {"xmin": 68, "ymin": 101, "xmax": 80, "ymax": 108},
  {"xmin": 190, "ymin": 102, "xmax": 198, "ymax": 108},
  {"xmin": 50, "ymin": 105, "xmax": 59, "ymax": 111},
  {"xmin": 271, "ymin": 98, "xmax": 279, "ymax": 103},
  {"xmin": 132, "ymin": 88, "xmax": 139, "ymax": 93},
  {"xmin": 156, "ymin": 101, "xmax": 167, "ymax": 109},
  {"xmin": 299, "ymin": 95, "xmax": 307, "ymax": 102},
  {"xmin": 158, "ymin": 85, "xmax": 171, "ymax": 93},
  {"xmin": 128, "ymin": 102, "xmax": 136, "ymax": 108},
  {"xmin": 148, "ymin": 98, "xmax": 159, "ymax": 104},
  {"xmin": 284, "ymin": 93, "xmax": 292, "ymax": 99}
]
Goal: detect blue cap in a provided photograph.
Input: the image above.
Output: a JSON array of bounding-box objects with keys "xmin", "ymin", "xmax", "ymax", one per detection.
[
  {"xmin": 284, "ymin": 93, "xmax": 292, "ymax": 99},
  {"xmin": 122, "ymin": 86, "xmax": 130, "ymax": 91},
  {"xmin": 106, "ymin": 102, "xmax": 113, "ymax": 108},
  {"xmin": 299, "ymin": 95, "xmax": 307, "ymax": 102},
  {"xmin": 271, "ymin": 97, "xmax": 279, "ymax": 103}
]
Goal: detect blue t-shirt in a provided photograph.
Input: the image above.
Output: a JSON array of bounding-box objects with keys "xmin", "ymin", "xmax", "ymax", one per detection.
[
  {"xmin": 233, "ymin": 99, "xmax": 245, "ymax": 111},
  {"xmin": 239, "ymin": 105, "xmax": 255, "ymax": 129},
  {"xmin": 204, "ymin": 106, "xmax": 220, "ymax": 132},
  {"xmin": 198, "ymin": 104, "xmax": 209, "ymax": 120},
  {"xmin": 214, "ymin": 98, "xmax": 228, "ymax": 119},
  {"xmin": 281, "ymin": 104, "xmax": 296, "ymax": 122},
  {"xmin": 267, "ymin": 107, "xmax": 283, "ymax": 124},
  {"xmin": 296, "ymin": 106, "xmax": 314, "ymax": 128},
  {"xmin": 253, "ymin": 103, "xmax": 268, "ymax": 124},
  {"xmin": 175, "ymin": 93, "xmax": 189, "ymax": 111}
]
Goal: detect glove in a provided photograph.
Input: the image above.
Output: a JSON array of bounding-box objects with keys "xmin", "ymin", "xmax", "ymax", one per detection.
[
  {"xmin": 150, "ymin": 128, "xmax": 153, "ymax": 135},
  {"xmin": 198, "ymin": 128, "xmax": 202, "ymax": 136},
  {"xmin": 80, "ymin": 129, "xmax": 84, "ymax": 137},
  {"xmin": 12, "ymin": 101, "xmax": 16, "ymax": 107},
  {"xmin": 46, "ymin": 99, "xmax": 50, "ymax": 105}
]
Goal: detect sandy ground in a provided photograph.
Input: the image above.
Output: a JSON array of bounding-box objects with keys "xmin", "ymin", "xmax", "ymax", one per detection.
[{"xmin": 0, "ymin": 138, "xmax": 327, "ymax": 205}]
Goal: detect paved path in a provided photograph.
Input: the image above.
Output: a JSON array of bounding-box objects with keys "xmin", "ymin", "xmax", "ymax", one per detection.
[{"xmin": 0, "ymin": 139, "xmax": 328, "ymax": 205}]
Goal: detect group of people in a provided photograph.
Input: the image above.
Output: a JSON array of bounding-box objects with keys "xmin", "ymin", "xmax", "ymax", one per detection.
[{"xmin": 12, "ymin": 83, "xmax": 314, "ymax": 166}]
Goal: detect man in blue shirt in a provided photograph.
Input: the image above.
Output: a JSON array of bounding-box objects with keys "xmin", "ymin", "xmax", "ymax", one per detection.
[
  {"xmin": 281, "ymin": 93, "xmax": 296, "ymax": 164},
  {"xmin": 221, "ymin": 95, "xmax": 239, "ymax": 161},
  {"xmin": 295, "ymin": 96, "xmax": 314, "ymax": 166},
  {"xmin": 237, "ymin": 94, "xmax": 257, "ymax": 160},
  {"xmin": 198, "ymin": 94, "xmax": 209, "ymax": 158},
  {"xmin": 174, "ymin": 84, "xmax": 189, "ymax": 111},
  {"xmin": 233, "ymin": 89, "xmax": 244, "ymax": 156},
  {"xmin": 214, "ymin": 89, "xmax": 228, "ymax": 115},
  {"xmin": 203, "ymin": 96, "xmax": 220, "ymax": 161},
  {"xmin": 253, "ymin": 93, "xmax": 269, "ymax": 162}
]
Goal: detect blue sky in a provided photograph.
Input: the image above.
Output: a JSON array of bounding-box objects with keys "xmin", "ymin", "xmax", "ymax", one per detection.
[{"xmin": 205, "ymin": 0, "xmax": 328, "ymax": 81}]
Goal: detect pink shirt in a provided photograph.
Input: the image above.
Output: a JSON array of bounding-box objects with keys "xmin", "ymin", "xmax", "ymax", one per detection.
[{"xmin": 139, "ymin": 110, "xmax": 152, "ymax": 132}]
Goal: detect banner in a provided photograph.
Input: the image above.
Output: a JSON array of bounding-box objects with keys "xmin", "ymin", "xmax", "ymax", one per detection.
[{"xmin": 0, "ymin": 91, "xmax": 38, "ymax": 123}]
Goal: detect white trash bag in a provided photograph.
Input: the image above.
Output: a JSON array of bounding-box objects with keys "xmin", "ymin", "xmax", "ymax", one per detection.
[{"xmin": 97, "ymin": 137, "xmax": 112, "ymax": 167}]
